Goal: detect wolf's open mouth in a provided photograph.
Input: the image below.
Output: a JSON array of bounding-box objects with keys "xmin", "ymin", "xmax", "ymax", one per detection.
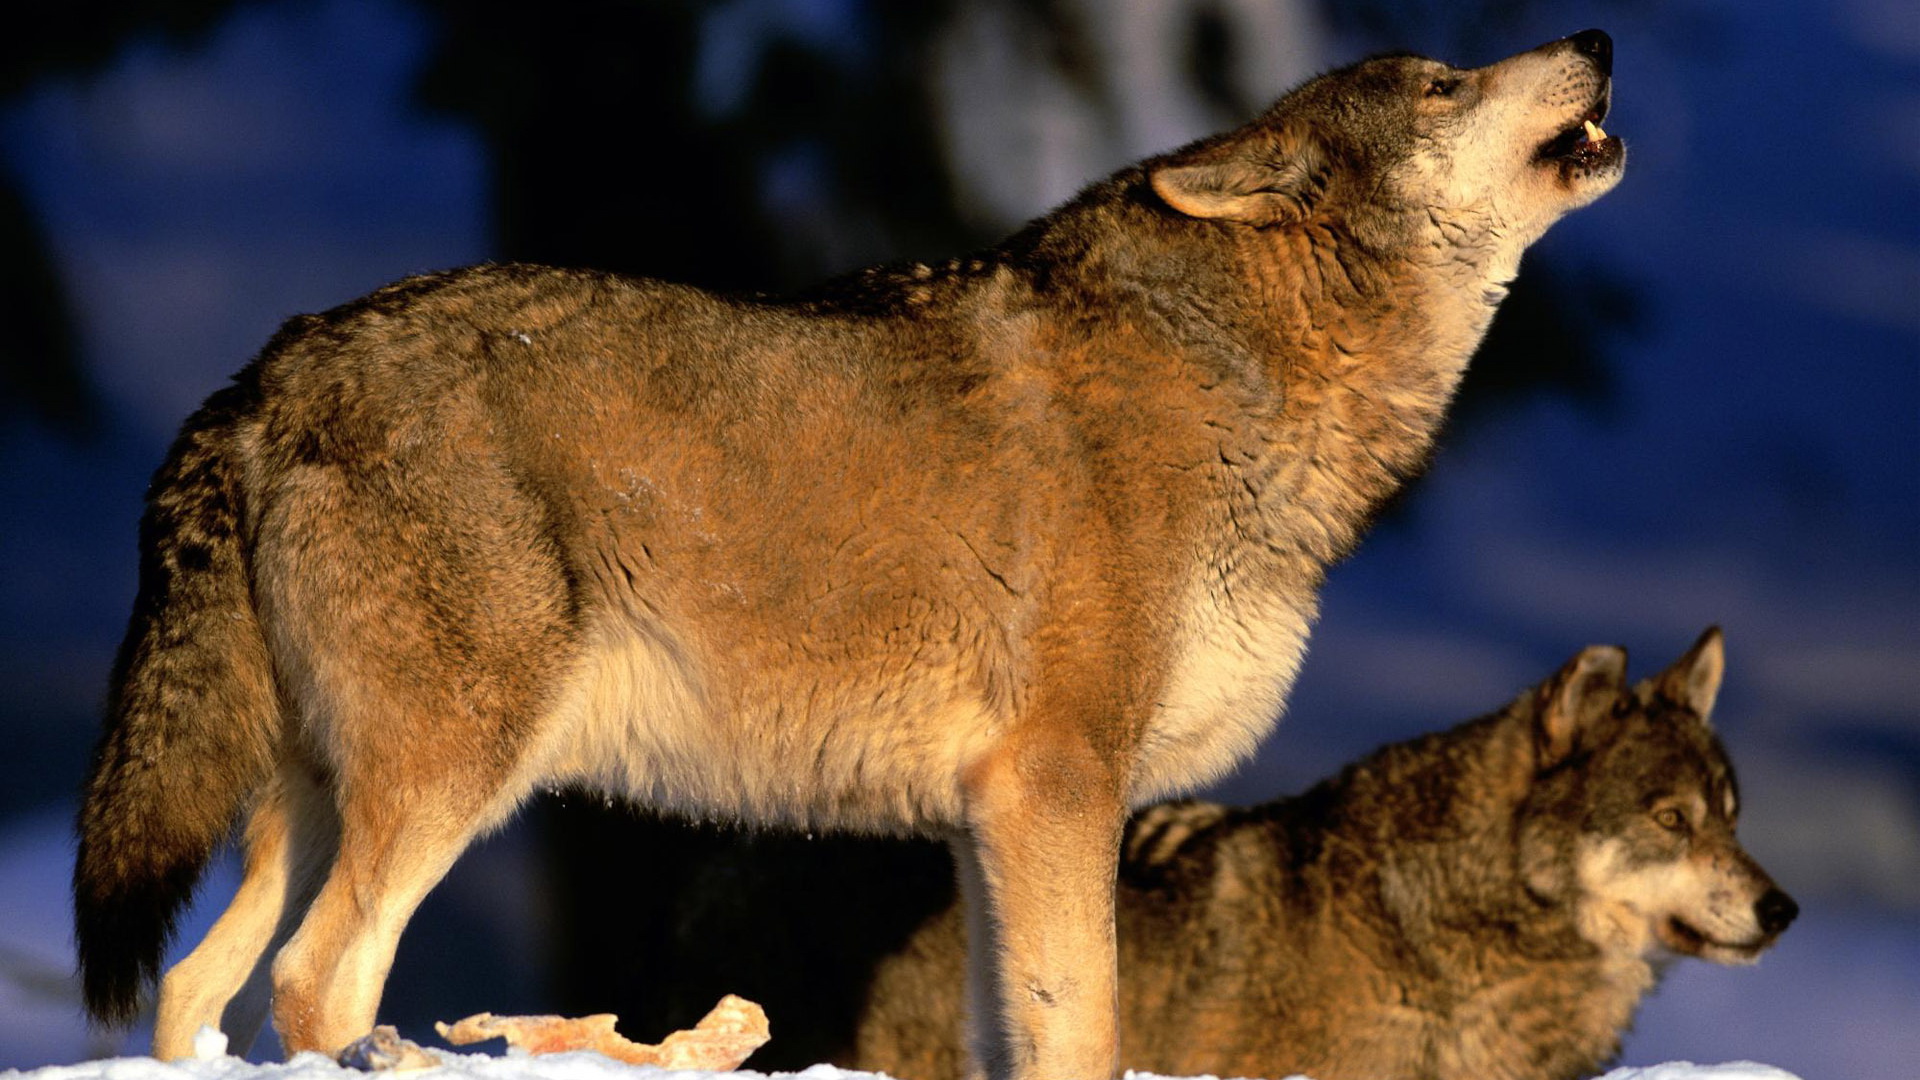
[{"xmin": 1536, "ymin": 95, "xmax": 1619, "ymax": 171}]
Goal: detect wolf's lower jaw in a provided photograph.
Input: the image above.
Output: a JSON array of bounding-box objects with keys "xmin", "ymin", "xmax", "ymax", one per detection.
[{"xmin": 1659, "ymin": 916, "xmax": 1769, "ymax": 964}]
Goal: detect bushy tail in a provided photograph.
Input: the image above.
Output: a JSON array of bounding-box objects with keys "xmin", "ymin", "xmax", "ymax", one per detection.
[{"xmin": 74, "ymin": 379, "xmax": 279, "ymax": 1026}]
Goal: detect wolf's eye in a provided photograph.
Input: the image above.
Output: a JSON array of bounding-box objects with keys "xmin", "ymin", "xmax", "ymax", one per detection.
[
  {"xmin": 1654, "ymin": 807, "xmax": 1689, "ymax": 833},
  {"xmin": 1424, "ymin": 77, "xmax": 1459, "ymax": 98}
]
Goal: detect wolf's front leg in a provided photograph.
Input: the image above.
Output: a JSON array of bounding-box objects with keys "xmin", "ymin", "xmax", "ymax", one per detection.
[{"xmin": 955, "ymin": 734, "xmax": 1126, "ymax": 1080}]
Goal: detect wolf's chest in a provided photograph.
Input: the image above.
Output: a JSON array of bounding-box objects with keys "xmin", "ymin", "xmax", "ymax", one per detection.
[{"xmin": 1130, "ymin": 578, "xmax": 1313, "ymax": 803}]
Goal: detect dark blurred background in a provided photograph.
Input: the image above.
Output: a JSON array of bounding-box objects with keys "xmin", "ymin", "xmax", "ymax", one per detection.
[{"xmin": 1, "ymin": 1, "xmax": 1913, "ymax": 1076}]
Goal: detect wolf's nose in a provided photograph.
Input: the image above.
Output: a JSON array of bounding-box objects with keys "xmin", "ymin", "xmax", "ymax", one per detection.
[
  {"xmin": 1569, "ymin": 29, "xmax": 1613, "ymax": 76},
  {"xmin": 1756, "ymin": 888, "xmax": 1799, "ymax": 935}
]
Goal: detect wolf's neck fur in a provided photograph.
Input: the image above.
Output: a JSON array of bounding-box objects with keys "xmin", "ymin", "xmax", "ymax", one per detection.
[
  {"xmin": 1168, "ymin": 218, "xmax": 1501, "ymax": 576},
  {"xmin": 884, "ymin": 195, "xmax": 1508, "ymax": 591}
]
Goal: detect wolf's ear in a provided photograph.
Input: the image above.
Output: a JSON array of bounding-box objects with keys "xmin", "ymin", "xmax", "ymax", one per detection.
[
  {"xmin": 1645, "ymin": 626, "xmax": 1725, "ymax": 724},
  {"xmin": 1536, "ymin": 645, "xmax": 1627, "ymax": 767},
  {"xmin": 1149, "ymin": 124, "xmax": 1327, "ymax": 227}
]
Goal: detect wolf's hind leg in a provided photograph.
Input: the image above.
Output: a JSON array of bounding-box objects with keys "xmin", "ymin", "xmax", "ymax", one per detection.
[
  {"xmin": 265, "ymin": 747, "xmax": 526, "ymax": 1057},
  {"xmin": 252, "ymin": 443, "xmax": 580, "ymax": 1055},
  {"xmin": 152, "ymin": 767, "xmax": 336, "ymax": 1060}
]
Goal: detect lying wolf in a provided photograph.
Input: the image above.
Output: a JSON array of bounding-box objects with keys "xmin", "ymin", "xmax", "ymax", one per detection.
[
  {"xmin": 650, "ymin": 629, "xmax": 1797, "ymax": 1080},
  {"xmin": 74, "ymin": 30, "xmax": 1624, "ymax": 1080}
]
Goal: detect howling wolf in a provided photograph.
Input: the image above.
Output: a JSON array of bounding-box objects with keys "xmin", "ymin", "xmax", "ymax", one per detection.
[{"xmin": 75, "ymin": 30, "xmax": 1624, "ymax": 1080}]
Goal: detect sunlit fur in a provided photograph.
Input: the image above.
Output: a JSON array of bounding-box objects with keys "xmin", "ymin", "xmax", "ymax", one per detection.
[{"xmin": 75, "ymin": 33, "xmax": 1624, "ymax": 1080}]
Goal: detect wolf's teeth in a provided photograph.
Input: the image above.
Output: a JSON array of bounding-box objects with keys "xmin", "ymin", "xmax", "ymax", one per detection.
[{"xmin": 1583, "ymin": 119, "xmax": 1608, "ymax": 142}]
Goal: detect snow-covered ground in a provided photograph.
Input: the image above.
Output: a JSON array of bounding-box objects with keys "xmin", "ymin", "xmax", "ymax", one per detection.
[{"xmin": 0, "ymin": 1027, "xmax": 1809, "ymax": 1080}]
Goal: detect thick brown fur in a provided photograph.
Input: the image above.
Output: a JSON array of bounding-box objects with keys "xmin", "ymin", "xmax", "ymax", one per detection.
[
  {"xmin": 647, "ymin": 630, "xmax": 1795, "ymax": 1080},
  {"xmin": 74, "ymin": 374, "xmax": 283, "ymax": 1026},
  {"xmin": 76, "ymin": 32, "xmax": 1624, "ymax": 1079}
]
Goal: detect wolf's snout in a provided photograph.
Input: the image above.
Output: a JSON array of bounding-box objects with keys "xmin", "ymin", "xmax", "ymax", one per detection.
[
  {"xmin": 1755, "ymin": 888, "xmax": 1799, "ymax": 936},
  {"xmin": 1568, "ymin": 29, "xmax": 1613, "ymax": 75}
]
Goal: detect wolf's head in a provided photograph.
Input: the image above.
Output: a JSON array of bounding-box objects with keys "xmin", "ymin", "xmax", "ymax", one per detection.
[
  {"xmin": 1515, "ymin": 629, "xmax": 1798, "ymax": 967},
  {"xmin": 1149, "ymin": 30, "xmax": 1623, "ymax": 285}
]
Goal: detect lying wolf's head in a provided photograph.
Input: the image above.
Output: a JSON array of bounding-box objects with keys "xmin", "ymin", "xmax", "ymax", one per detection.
[
  {"xmin": 1150, "ymin": 30, "xmax": 1623, "ymax": 284},
  {"xmin": 1517, "ymin": 629, "xmax": 1798, "ymax": 967}
]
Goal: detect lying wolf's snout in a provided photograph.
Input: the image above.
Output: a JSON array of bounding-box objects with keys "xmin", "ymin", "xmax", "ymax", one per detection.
[
  {"xmin": 1568, "ymin": 29, "xmax": 1613, "ymax": 75},
  {"xmin": 1756, "ymin": 888, "xmax": 1799, "ymax": 936}
]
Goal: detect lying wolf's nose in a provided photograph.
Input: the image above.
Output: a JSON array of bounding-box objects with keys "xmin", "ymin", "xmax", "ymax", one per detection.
[
  {"xmin": 1568, "ymin": 29, "xmax": 1613, "ymax": 76},
  {"xmin": 1756, "ymin": 888, "xmax": 1799, "ymax": 935}
]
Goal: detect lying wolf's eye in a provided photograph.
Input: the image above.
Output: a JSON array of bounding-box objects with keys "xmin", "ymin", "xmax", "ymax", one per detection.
[
  {"xmin": 1654, "ymin": 807, "xmax": 1689, "ymax": 833},
  {"xmin": 1423, "ymin": 77, "xmax": 1459, "ymax": 98}
]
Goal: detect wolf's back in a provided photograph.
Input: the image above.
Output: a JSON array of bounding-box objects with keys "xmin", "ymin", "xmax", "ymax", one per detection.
[{"xmin": 73, "ymin": 370, "xmax": 280, "ymax": 1026}]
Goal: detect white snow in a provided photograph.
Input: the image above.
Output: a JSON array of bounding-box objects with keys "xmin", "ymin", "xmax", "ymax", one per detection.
[
  {"xmin": 2, "ymin": 1049, "xmax": 873, "ymax": 1080},
  {"xmin": 0, "ymin": 1038, "xmax": 1808, "ymax": 1080},
  {"xmin": 1597, "ymin": 1060, "xmax": 1804, "ymax": 1068}
]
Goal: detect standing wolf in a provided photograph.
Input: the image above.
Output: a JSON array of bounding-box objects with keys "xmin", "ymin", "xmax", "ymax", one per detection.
[
  {"xmin": 668, "ymin": 629, "xmax": 1792, "ymax": 1080},
  {"xmin": 75, "ymin": 31, "xmax": 1624, "ymax": 1080}
]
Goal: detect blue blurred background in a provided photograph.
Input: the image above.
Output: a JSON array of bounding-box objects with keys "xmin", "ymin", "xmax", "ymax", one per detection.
[{"xmin": 1, "ymin": 1, "xmax": 1913, "ymax": 1076}]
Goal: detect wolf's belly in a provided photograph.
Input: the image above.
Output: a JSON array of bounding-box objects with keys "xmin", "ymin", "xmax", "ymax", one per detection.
[
  {"xmin": 529, "ymin": 566, "xmax": 1309, "ymax": 825},
  {"xmin": 527, "ymin": 616, "xmax": 1002, "ymax": 832}
]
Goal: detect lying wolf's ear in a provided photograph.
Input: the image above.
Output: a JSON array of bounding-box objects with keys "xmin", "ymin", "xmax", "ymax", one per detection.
[
  {"xmin": 1645, "ymin": 626, "xmax": 1726, "ymax": 724},
  {"xmin": 1149, "ymin": 124, "xmax": 1328, "ymax": 227},
  {"xmin": 1536, "ymin": 645, "xmax": 1627, "ymax": 767}
]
